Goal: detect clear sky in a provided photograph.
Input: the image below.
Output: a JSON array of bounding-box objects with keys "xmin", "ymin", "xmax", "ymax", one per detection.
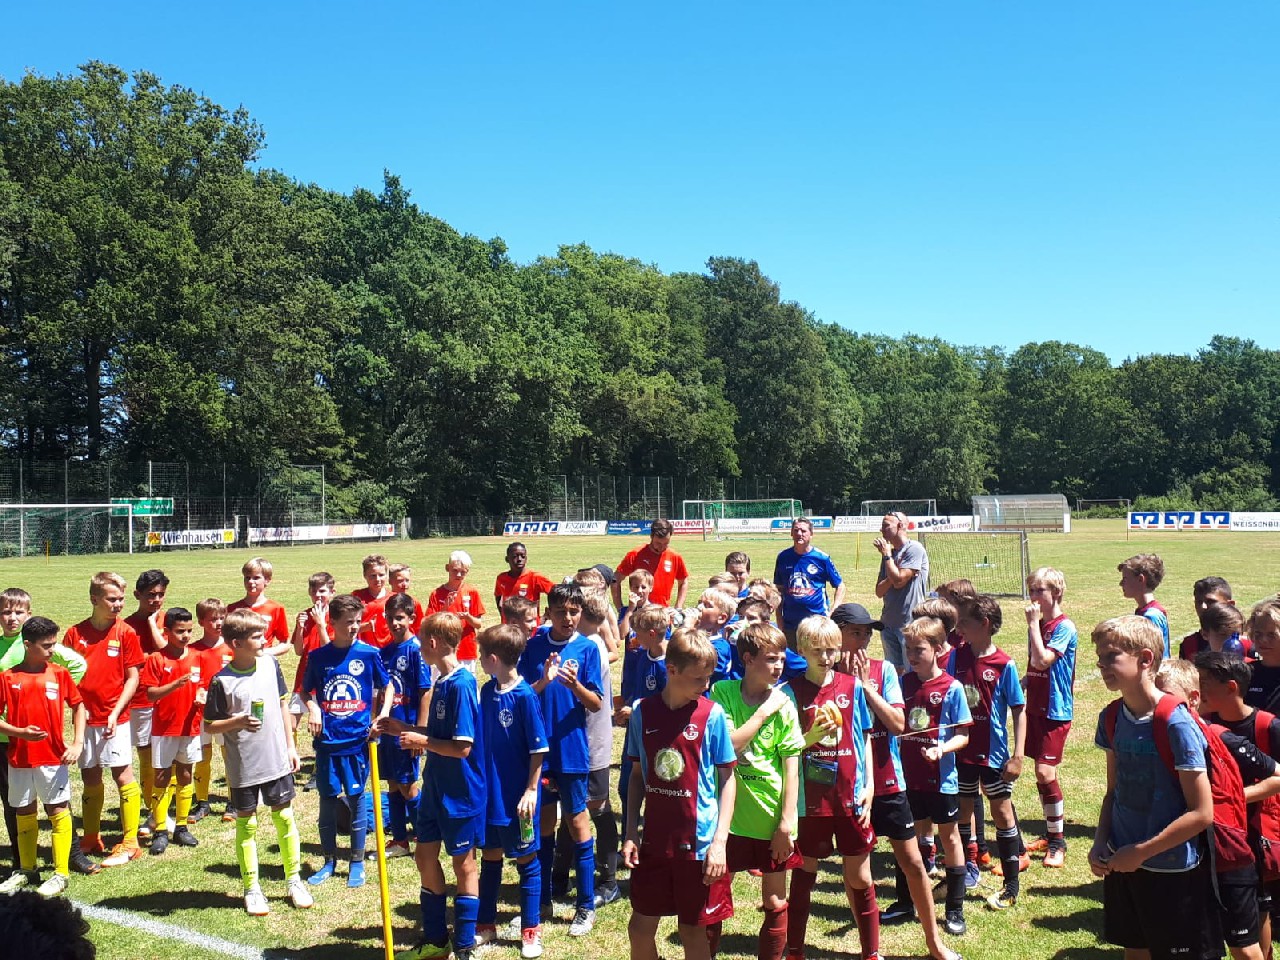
[{"xmin": 4, "ymin": 1, "xmax": 1276, "ymax": 362}]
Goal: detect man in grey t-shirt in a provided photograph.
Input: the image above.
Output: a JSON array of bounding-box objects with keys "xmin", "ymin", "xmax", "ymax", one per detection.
[{"xmin": 873, "ymin": 512, "xmax": 929, "ymax": 672}]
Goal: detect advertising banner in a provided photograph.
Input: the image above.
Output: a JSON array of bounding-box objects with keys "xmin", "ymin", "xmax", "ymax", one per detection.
[
  {"xmin": 1127, "ymin": 511, "xmax": 1231, "ymax": 531},
  {"xmin": 249, "ymin": 523, "xmax": 396, "ymax": 543},
  {"xmin": 146, "ymin": 528, "xmax": 235, "ymax": 547}
]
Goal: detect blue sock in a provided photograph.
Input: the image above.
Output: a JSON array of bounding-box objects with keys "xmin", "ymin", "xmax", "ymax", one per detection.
[
  {"xmin": 348, "ymin": 792, "xmax": 368, "ymax": 858},
  {"xmin": 421, "ymin": 888, "xmax": 448, "ymax": 945},
  {"xmin": 390, "ymin": 792, "xmax": 409, "ymax": 843},
  {"xmin": 307, "ymin": 859, "xmax": 337, "ymax": 886},
  {"xmin": 406, "ymin": 792, "xmax": 420, "ymax": 837},
  {"xmin": 348, "ymin": 859, "xmax": 366, "ymax": 888},
  {"xmin": 454, "ymin": 894, "xmax": 480, "ymax": 950},
  {"xmin": 478, "ymin": 856, "xmax": 503, "ymax": 925},
  {"xmin": 575, "ymin": 837, "xmax": 595, "ymax": 908},
  {"xmin": 518, "ymin": 856, "xmax": 542, "ymax": 931},
  {"xmin": 317, "ymin": 794, "xmax": 338, "ymax": 855},
  {"xmin": 538, "ymin": 840, "xmax": 555, "ymax": 923}
]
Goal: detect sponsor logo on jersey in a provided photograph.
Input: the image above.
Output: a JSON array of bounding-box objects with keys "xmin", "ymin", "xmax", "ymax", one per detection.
[
  {"xmin": 928, "ymin": 690, "xmax": 944, "ymax": 706},
  {"xmin": 682, "ymin": 723, "xmax": 700, "ymax": 741},
  {"xmin": 349, "ymin": 659, "xmax": 365, "ymax": 676},
  {"xmin": 654, "ymin": 747, "xmax": 684, "ymax": 781}
]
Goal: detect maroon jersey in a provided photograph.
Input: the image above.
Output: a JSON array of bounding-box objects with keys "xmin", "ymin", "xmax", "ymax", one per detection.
[
  {"xmin": 787, "ymin": 673, "xmax": 872, "ymax": 817},
  {"xmin": 865, "ymin": 658, "xmax": 908, "ymax": 796},
  {"xmin": 949, "ymin": 645, "xmax": 1012, "ymax": 767},
  {"xmin": 899, "ymin": 672, "xmax": 970, "ymax": 792}
]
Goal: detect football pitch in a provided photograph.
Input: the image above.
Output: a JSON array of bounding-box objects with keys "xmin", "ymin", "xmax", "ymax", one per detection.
[{"xmin": 0, "ymin": 520, "xmax": 1274, "ymax": 959}]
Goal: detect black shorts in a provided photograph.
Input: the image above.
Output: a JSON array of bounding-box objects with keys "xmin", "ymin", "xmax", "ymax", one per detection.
[
  {"xmin": 587, "ymin": 767, "xmax": 611, "ymax": 807},
  {"xmin": 230, "ymin": 772, "xmax": 296, "ymax": 814},
  {"xmin": 1217, "ymin": 864, "xmax": 1261, "ymax": 948},
  {"xmin": 956, "ymin": 762, "xmax": 1014, "ymax": 800},
  {"xmin": 870, "ymin": 792, "xmax": 916, "ymax": 842},
  {"xmin": 1263, "ymin": 877, "xmax": 1280, "ymax": 923},
  {"xmin": 1103, "ymin": 861, "xmax": 1223, "ymax": 960},
  {"xmin": 906, "ymin": 790, "xmax": 959, "ymax": 826}
]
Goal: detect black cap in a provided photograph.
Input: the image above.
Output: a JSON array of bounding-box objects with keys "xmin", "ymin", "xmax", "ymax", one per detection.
[
  {"xmin": 831, "ymin": 602, "xmax": 883, "ymax": 630},
  {"xmin": 578, "ymin": 563, "xmax": 616, "ymax": 585}
]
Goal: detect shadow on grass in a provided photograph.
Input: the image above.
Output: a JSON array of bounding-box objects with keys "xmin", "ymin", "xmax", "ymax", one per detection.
[{"xmin": 97, "ymin": 888, "xmax": 245, "ymax": 913}]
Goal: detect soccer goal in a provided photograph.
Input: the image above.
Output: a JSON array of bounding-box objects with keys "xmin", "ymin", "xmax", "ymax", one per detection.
[
  {"xmin": 0, "ymin": 503, "xmax": 135, "ymax": 557},
  {"xmin": 682, "ymin": 498, "xmax": 803, "ymax": 541},
  {"xmin": 860, "ymin": 499, "xmax": 938, "ymax": 518},
  {"xmin": 1076, "ymin": 498, "xmax": 1132, "ymax": 518},
  {"xmin": 919, "ymin": 531, "xmax": 1030, "ymax": 599}
]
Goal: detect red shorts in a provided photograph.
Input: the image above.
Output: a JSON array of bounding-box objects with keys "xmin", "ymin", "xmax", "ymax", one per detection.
[
  {"xmin": 725, "ymin": 834, "xmax": 804, "ymax": 874},
  {"xmin": 1025, "ymin": 716, "xmax": 1071, "ymax": 766},
  {"xmin": 796, "ymin": 815, "xmax": 875, "ymax": 859},
  {"xmin": 629, "ymin": 854, "xmax": 735, "ymax": 926}
]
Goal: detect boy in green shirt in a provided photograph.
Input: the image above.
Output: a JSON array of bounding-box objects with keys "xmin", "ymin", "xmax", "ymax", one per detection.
[{"xmin": 710, "ymin": 622, "xmax": 805, "ymax": 960}]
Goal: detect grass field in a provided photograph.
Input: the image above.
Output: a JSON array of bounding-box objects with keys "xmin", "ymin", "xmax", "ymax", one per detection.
[{"xmin": 1, "ymin": 520, "xmax": 1276, "ymax": 959}]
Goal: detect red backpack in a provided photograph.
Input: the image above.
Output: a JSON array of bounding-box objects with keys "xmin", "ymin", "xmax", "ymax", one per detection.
[
  {"xmin": 1102, "ymin": 696, "xmax": 1254, "ymax": 875},
  {"xmin": 1251, "ymin": 709, "xmax": 1280, "ymax": 881}
]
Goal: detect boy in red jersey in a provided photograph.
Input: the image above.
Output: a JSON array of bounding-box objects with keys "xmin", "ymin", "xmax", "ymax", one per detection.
[
  {"xmin": 354, "ymin": 554, "xmax": 391, "ymax": 647},
  {"xmin": 622, "ymin": 627, "xmax": 736, "ymax": 960},
  {"xmin": 428, "ymin": 551, "xmax": 486, "ymax": 670},
  {"xmin": 63, "ymin": 572, "xmax": 146, "ymax": 867},
  {"xmin": 495, "ymin": 543, "xmax": 556, "ymax": 622},
  {"xmin": 142, "ymin": 608, "xmax": 204, "ymax": 855},
  {"xmin": 123, "ymin": 569, "xmax": 167, "ymax": 829},
  {"xmin": 389, "ymin": 563, "xmax": 426, "ymax": 632},
  {"xmin": 227, "ymin": 558, "xmax": 290, "ymax": 656},
  {"xmin": 0, "ymin": 617, "xmax": 85, "ymax": 897},
  {"xmin": 289, "ymin": 573, "xmax": 335, "ymax": 757},
  {"xmin": 189, "ymin": 598, "xmax": 229, "ymax": 824}
]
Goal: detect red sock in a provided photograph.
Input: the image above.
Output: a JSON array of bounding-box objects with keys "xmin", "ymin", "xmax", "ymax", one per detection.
[
  {"xmin": 759, "ymin": 905, "xmax": 788, "ymax": 960},
  {"xmin": 786, "ymin": 869, "xmax": 818, "ymax": 952},
  {"xmin": 847, "ymin": 883, "xmax": 880, "ymax": 959}
]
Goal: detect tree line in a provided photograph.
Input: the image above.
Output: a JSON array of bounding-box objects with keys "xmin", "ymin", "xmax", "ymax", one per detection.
[{"xmin": 2, "ymin": 63, "xmax": 1278, "ymax": 520}]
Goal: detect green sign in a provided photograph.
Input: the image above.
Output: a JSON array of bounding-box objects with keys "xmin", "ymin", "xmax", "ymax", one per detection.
[{"xmin": 111, "ymin": 497, "xmax": 174, "ymax": 517}]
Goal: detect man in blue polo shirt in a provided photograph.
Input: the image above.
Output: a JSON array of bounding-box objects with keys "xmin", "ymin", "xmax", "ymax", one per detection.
[{"xmin": 773, "ymin": 518, "xmax": 845, "ymax": 648}]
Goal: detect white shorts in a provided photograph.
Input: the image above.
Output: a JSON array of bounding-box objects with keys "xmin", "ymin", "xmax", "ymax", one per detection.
[
  {"xmin": 151, "ymin": 735, "xmax": 202, "ymax": 769},
  {"xmin": 200, "ymin": 727, "xmax": 221, "ymax": 747},
  {"xmin": 80, "ymin": 724, "xmax": 132, "ymax": 770},
  {"xmin": 130, "ymin": 707, "xmax": 154, "ymax": 748},
  {"xmin": 9, "ymin": 764, "xmax": 71, "ymax": 807},
  {"xmin": 288, "ymin": 692, "xmax": 306, "ymax": 715}
]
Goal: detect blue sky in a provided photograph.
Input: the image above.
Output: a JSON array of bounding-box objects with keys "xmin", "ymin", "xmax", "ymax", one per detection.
[{"xmin": 4, "ymin": 1, "xmax": 1276, "ymax": 362}]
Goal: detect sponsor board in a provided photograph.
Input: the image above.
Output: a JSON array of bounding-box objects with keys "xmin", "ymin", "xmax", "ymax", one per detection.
[
  {"xmin": 669, "ymin": 519, "xmax": 712, "ymax": 535},
  {"xmin": 560, "ymin": 521, "xmax": 608, "ymax": 536},
  {"xmin": 607, "ymin": 521, "xmax": 653, "ymax": 535},
  {"xmin": 1231, "ymin": 512, "xmax": 1280, "ymax": 531},
  {"xmin": 249, "ymin": 523, "xmax": 396, "ymax": 543},
  {"xmin": 1127, "ymin": 511, "xmax": 1232, "ymax": 531},
  {"xmin": 909, "ymin": 515, "xmax": 975, "ymax": 533},
  {"xmin": 769, "ymin": 516, "xmax": 833, "ymax": 530},
  {"xmin": 146, "ymin": 528, "xmax": 235, "ymax": 548},
  {"xmin": 833, "ymin": 516, "xmax": 879, "ymax": 533},
  {"xmin": 715, "ymin": 518, "xmax": 773, "ymax": 533},
  {"xmin": 501, "ymin": 521, "xmax": 562, "ymax": 536}
]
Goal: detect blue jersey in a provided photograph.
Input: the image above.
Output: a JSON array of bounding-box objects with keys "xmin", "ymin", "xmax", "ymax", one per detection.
[
  {"xmin": 621, "ymin": 648, "xmax": 668, "ymax": 706},
  {"xmin": 517, "ymin": 626, "xmax": 602, "ymax": 775},
  {"xmin": 480, "ymin": 677, "xmax": 549, "ymax": 826},
  {"xmin": 773, "ymin": 547, "xmax": 842, "ymax": 628},
  {"xmin": 302, "ymin": 640, "xmax": 389, "ymax": 756},
  {"xmin": 424, "ymin": 666, "xmax": 486, "ymax": 819},
  {"xmin": 726, "ymin": 624, "xmax": 808, "ymax": 683},
  {"xmin": 1138, "ymin": 602, "xmax": 1171, "ymax": 659},
  {"xmin": 1095, "ymin": 697, "xmax": 1207, "ymax": 871},
  {"xmin": 949, "ymin": 645, "xmax": 1024, "ymax": 770},
  {"xmin": 1026, "ymin": 616, "xmax": 1077, "ymax": 721},
  {"xmin": 709, "ymin": 630, "xmax": 733, "ymax": 690},
  {"xmin": 379, "ymin": 637, "xmax": 431, "ymax": 726}
]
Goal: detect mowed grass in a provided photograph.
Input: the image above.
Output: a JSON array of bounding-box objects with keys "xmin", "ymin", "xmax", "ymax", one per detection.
[{"xmin": 1, "ymin": 521, "xmax": 1277, "ymax": 959}]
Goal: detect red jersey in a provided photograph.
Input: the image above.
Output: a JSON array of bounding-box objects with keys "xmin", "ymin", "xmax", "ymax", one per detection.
[
  {"xmin": 787, "ymin": 672, "xmax": 872, "ymax": 817},
  {"xmin": 426, "ymin": 585, "xmax": 486, "ymax": 661},
  {"xmin": 226, "ymin": 598, "xmax": 290, "ymax": 648},
  {"xmin": 864, "ymin": 658, "xmax": 908, "ymax": 796},
  {"xmin": 615, "ymin": 545, "xmax": 688, "ymax": 607},
  {"xmin": 124, "ymin": 610, "xmax": 163, "ymax": 712},
  {"xmin": 63, "ymin": 618, "xmax": 144, "ymax": 727},
  {"xmin": 494, "ymin": 571, "xmax": 556, "ymax": 618},
  {"xmin": 191, "ymin": 639, "xmax": 233, "ymax": 692},
  {"xmin": 141, "ymin": 647, "xmax": 202, "ymax": 738},
  {"xmin": 292, "ymin": 617, "xmax": 334, "ymax": 694},
  {"xmin": 353, "ymin": 588, "xmax": 391, "ymax": 647},
  {"xmin": 0, "ymin": 663, "xmax": 82, "ymax": 767},
  {"xmin": 899, "ymin": 672, "xmax": 971, "ymax": 792}
]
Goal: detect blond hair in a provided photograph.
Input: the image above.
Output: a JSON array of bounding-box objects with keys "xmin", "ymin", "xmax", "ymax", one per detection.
[
  {"xmin": 223, "ymin": 608, "xmax": 270, "ymax": 644},
  {"xmin": 242, "ymin": 556, "xmax": 273, "ymax": 579},
  {"xmin": 1027, "ymin": 566, "xmax": 1066, "ymax": 599},
  {"xmin": 1155, "ymin": 658, "xmax": 1198, "ymax": 699},
  {"xmin": 903, "ymin": 615, "xmax": 948, "ymax": 649},
  {"xmin": 667, "ymin": 627, "xmax": 716, "ymax": 672},
  {"xmin": 797, "ymin": 615, "xmax": 840, "ymax": 650},
  {"xmin": 1093, "ymin": 615, "xmax": 1164, "ymax": 667},
  {"xmin": 89, "ymin": 571, "xmax": 127, "ymax": 599}
]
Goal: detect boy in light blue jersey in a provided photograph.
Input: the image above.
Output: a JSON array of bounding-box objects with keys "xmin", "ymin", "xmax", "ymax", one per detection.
[
  {"xmin": 1119, "ymin": 554, "xmax": 1170, "ymax": 657},
  {"xmin": 378, "ymin": 592, "xmax": 431, "ymax": 859},
  {"xmin": 695, "ymin": 589, "xmax": 737, "ymax": 689}
]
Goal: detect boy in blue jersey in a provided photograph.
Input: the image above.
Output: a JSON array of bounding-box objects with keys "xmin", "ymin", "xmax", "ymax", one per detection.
[
  {"xmin": 301, "ymin": 594, "xmax": 392, "ymax": 888},
  {"xmin": 772, "ymin": 519, "xmax": 844, "ymax": 648},
  {"xmin": 616, "ymin": 604, "xmax": 670, "ymax": 835},
  {"xmin": 1090, "ymin": 615, "xmax": 1220, "ymax": 960},
  {"xmin": 379, "ymin": 592, "xmax": 431, "ymax": 859},
  {"xmin": 381, "ymin": 612, "xmax": 486, "ymax": 960},
  {"xmin": 517, "ymin": 583, "xmax": 604, "ymax": 938},
  {"xmin": 473, "ymin": 624, "xmax": 549, "ymax": 959},
  {"xmin": 725, "ymin": 552, "xmax": 752, "ymax": 599},
  {"xmin": 696, "ymin": 589, "xmax": 737, "ymax": 689},
  {"xmin": 1119, "ymin": 554, "xmax": 1170, "ymax": 657},
  {"xmin": 952, "ymin": 596, "xmax": 1027, "ymax": 908},
  {"xmin": 735, "ymin": 598, "xmax": 808, "ymax": 682}
]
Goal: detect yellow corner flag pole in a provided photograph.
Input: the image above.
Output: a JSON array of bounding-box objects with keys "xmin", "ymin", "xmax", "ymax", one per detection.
[{"xmin": 369, "ymin": 741, "xmax": 394, "ymax": 960}]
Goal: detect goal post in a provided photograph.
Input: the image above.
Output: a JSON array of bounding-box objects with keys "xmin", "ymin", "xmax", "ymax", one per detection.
[
  {"xmin": 919, "ymin": 531, "xmax": 1030, "ymax": 599},
  {"xmin": 0, "ymin": 503, "xmax": 134, "ymax": 557},
  {"xmin": 681, "ymin": 498, "xmax": 803, "ymax": 542},
  {"xmin": 861, "ymin": 499, "xmax": 938, "ymax": 517},
  {"xmin": 1075, "ymin": 498, "xmax": 1132, "ymax": 518}
]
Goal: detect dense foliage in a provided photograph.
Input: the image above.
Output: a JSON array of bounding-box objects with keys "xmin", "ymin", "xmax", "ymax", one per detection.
[{"xmin": 3, "ymin": 65, "xmax": 1278, "ymax": 516}]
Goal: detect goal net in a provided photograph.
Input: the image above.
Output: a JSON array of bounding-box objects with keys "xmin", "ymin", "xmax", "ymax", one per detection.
[
  {"xmin": 0, "ymin": 504, "xmax": 134, "ymax": 557},
  {"xmin": 682, "ymin": 499, "xmax": 803, "ymax": 541},
  {"xmin": 1076, "ymin": 498, "xmax": 1132, "ymax": 518},
  {"xmin": 919, "ymin": 531, "xmax": 1030, "ymax": 599},
  {"xmin": 861, "ymin": 499, "xmax": 938, "ymax": 517}
]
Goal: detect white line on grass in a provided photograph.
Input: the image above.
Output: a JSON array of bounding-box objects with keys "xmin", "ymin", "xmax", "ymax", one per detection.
[{"xmin": 73, "ymin": 900, "xmax": 266, "ymax": 960}]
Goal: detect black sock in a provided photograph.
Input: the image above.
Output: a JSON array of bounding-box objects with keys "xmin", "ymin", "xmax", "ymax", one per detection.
[
  {"xmin": 997, "ymin": 829, "xmax": 1021, "ymax": 898},
  {"xmin": 944, "ymin": 866, "xmax": 966, "ymax": 913},
  {"xmin": 592, "ymin": 807, "xmax": 618, "ymax": 887}
]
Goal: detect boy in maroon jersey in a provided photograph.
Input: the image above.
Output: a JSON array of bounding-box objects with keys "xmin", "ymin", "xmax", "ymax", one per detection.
[{"xmin": 622, "ymin": 628, "xmax": 736, "ymax": 960}]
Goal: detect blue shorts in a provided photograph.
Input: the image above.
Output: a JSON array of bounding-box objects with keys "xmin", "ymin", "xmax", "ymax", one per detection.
[
  {"xmin": 417, "ymin": 796, "xmax": 484, "ymax": 856},
  {"xmin": 484, "ymin": 820, "xmax": 539, "ymax": 859},
  {"xmin": 316, "ymin": 750, "xmax": 369, "ymax": 799},
  {"xmin": 541, "ymin": 771, "xmax": 588, "ymax": 817},
  {"xmin": 378, "ymin": 737, "xmax": 420, "ymax": 786}
]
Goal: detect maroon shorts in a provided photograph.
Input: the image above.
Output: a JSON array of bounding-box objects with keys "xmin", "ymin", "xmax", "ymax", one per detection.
[
  {"xmin": 725, "ymin": 834, "xmax": 804, "ymax": 874},
  {"xmin": 1025, "ymin": 716, "xmax": 1071, "ymax": 766},
  {"xmin": 796, "ymin": 815, "xmax": 875, "ymax": 859},
  {"xmin": 629, "ymin": 854, "xmax": 734, "ymax": 926}
]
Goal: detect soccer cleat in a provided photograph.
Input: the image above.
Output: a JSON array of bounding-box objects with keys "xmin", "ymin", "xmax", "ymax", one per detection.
[
  {"xmin": 992, "ymin": 853, "xmax": 1031, "ymax": 877},
  {"xmin": 878, "ymin": 901, "xmax": 916, "ymax": 925},
  {"xmin": 928, "ymin": 861, "xmax": 947, "ymax": 880},
  {"xmin": 68, "ymin": 849, "xmax": 101, "ymax": 876},
  {"xmin": 976, "ymin": 849, "xmax": 992, "ymax": 867},
  {"xmin": 187, "ymin": 801, "xmax": 212, "ymax": 824},
  {"xmin": 102, "ymin": 843, "xmax": 144, "ymax": 867},
  {"xmin": 521, "ymin": 925, "xmax": 544, "ymax": 960},
  {"xmin": 173, "ymin": 826, "xmax": 199, "ymax": 848},
  {"xmin": 986, "ymin": 888, "xmax": 1017, "ymax": 911},
  {"xmin": 568, "ymin": 906, "xmax": 596, "ymax": 936},
  {"xmin": 593, "ymin": 883, "xmax": 621, "ymax": 908},
  {"xmin": 395, "ymin": 941, "xmax": 452, "ymax": 960},
  {"xmin": 0, "ymin": 871, "xmax": 32, "ymax": 894},
  {"xmin": 137, "ymin": 814, "xmax": 155, "ymax": 840},
  {"xmin": 149, "ymin": 831, "xmax": 170, "ymax": 856},
  {"xmin": 964, "ymin": 861, "xmax": 980, "ymax": 890},
  {"xmin": 454, "ymin": 948, "xmax": 475, "ymax": 960},
  {"xmin": 1043, "ymin": 847, "xmax": 1066, "ymax": 868},
  {"xmin": 308, "ymin": 860, "xmax": 337, "ymax": 886},
  {"xmin": 385, "ymin": 840, "xmax": 412, "ymax": 858},
  {"xmin": 37, "ymin": 873, "xmax": 69, "ymax": 898},
  {"xmin": 287, "ymin": 876, "xmax": 314, "ymax": 909},
  {"xmin": 474, "ymin": 925, "xmax": 498, "ymax": 946},
  {"xmin": 244, "ymin": 886, "xmax": 270, "ymax": 916},
  {"xmin": 1024, "ymin": 837, "xmax": 1049, "ymax": 854},
  {"xmin": 80, "ymin": 834, "xmax": 106, "ymax": 856},
  {"xmin": 942, "ymin": 909, "xmax": 966, "ymax": 936},
  {"xmin": 222, "ymin": 804, "xmax": 236, "ymax": 823},
  {"xmin": 348, "ymin": 860, "xmax": 366, "ymax": 888}
]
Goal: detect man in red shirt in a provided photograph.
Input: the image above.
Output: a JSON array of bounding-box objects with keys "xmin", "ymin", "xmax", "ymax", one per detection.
[{"xmin": 612, "ymin": 519, "xmax": 689, "ymax": 610}]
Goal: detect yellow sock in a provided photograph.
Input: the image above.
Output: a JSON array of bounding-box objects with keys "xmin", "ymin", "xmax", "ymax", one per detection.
[
  {"xmin": 120, "ymin": 780, "xmax": 141, "ymax": 845},
  {"xmin": 16, "ymin": 812, "xmax": 38, "ymax": 871},
  {"xmin": 236, "ymin": 815, "xmax": 259, "ymax": 891},
  {"xmin": 82, "ymin": 781, "xmax": 106, "ymax": 839},
  {"xmin": 194, "ymin": 750, "xmax": 212, "ymax": 804},
  {"xmin": 51, "ymin": 809, "xmax": 71, "ymax": 876},
  {"xmin": 175, "ymin": 782, "xmax": 194, "ymax": 825},
  {"xmin": 138, "ymin": 747, "xmax": 153, "ymax": 808},
  {"xmin": 153, "ymin": 781, "xmax": 175, "ymax": 827}
]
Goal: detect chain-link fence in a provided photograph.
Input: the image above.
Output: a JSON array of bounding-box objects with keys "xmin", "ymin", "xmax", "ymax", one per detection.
[{"xmin": 509, "ymin": 475, "xmax": 787, "ymax": 523}]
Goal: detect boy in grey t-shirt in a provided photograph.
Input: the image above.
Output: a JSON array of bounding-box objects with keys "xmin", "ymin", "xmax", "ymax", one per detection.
[
  {"xmin": 203, "ymin": 608, "xmax": 311, "ymax": 917},
  {"xmin": 874, "ymin": 512, "xmax": 930, "ymax": 672}
]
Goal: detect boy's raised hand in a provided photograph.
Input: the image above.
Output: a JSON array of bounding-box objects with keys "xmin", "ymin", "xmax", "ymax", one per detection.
[
  {"xmin": 1024, "ymin": 600, "xmax": 1042, "ymax": 624},
  {"xmin": 762, "ymin": 685, "xmax": 790, "ymax": 719},
  {"xmin": 543, "ymin": 652, "xmax": 561, "ymax": 684},
  {"xmin": 556, "ymin": 659, "xmax": 579, "ymax": 688}
]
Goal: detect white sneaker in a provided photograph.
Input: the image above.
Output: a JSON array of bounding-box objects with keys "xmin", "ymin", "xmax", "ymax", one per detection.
[
  {"xmin": 568, "ymin": 906, "xmax": 595, "ymax": 937},
  {"xmin": 36, "ymin": 873, "xmax": 69, "ymax": 897},
  {"xmin": 0, "ymin": 871, "xmax": 30, "ymax": 895},
  {"xmin": 521, "ymin": 926, "xmax": 544, "ymax": 959},
  {"xmin": 244, "ymin": 886, "xmax": 270, "ymax": 916},
  {"xmin": 501, "ymin": 916, "xmax": 524, "ymax": 941},
  {"xmin": 287, "ymin": 876, "xmax": 314, "ymax": 909}
]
